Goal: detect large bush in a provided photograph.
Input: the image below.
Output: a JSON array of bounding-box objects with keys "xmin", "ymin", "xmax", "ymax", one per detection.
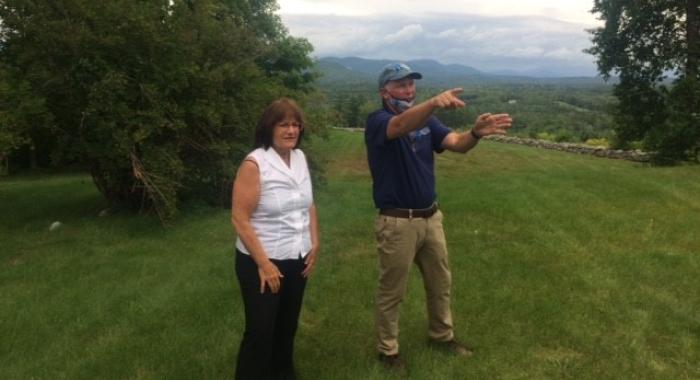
[{"xmin": 0, "ymin": 0, "xmax": 317, "ymax": 220}]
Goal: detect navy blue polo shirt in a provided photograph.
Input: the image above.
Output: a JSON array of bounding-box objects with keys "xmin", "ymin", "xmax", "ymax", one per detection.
[{"xmin": 365, "ymin": 106, "xmax": 452, "ymax": 209}]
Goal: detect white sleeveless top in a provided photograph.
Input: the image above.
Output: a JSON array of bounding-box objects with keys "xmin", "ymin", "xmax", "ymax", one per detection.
[{"xmin": 235, "ymin": 147, "xmax": 313, "ymax": 260}]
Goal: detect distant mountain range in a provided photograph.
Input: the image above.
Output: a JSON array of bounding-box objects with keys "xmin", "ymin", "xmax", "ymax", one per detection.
[{"xmin": 315, "ymin": 57, "xmax": 613, "ymax": 87}]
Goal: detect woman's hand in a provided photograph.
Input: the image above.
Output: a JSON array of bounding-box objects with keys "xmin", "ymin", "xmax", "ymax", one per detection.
[
  {"xmin": 258, "ymin": 261, "xmax": 284, "ymax": 294},
  {"xmin": 302, "ymin": 245, "xmax": 319, "ymax": 278}
]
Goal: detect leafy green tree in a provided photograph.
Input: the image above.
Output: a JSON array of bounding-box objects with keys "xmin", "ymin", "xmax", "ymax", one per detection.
[
  {"xmin": 0, "ymin": 63, "xmax": 55, "ymax": 172},
  {"xmin": 587, "ymin": 0, "xmax": 700, "ymax": 163},
  {"xmin": 343, "ymin": 95, "xmax": 364, "ymax": 128},
  {"xmin": 0, "ymin": 0, "xmax": 317, "ymax": 220}
]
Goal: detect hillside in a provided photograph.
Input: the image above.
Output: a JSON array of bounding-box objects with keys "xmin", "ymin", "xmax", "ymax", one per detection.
[
  {"xmin": 315, "ymin": 56, "xmax": 614, "ymax": 87},
  {"xmin": 314, "ymin": 57, "xmax": 618, "ymax": 144}
]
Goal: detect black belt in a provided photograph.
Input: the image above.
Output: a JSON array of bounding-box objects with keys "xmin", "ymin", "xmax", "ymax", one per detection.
[{"xmin": 380, "ymin": 203, "xmax": 438, "ymax": 219}]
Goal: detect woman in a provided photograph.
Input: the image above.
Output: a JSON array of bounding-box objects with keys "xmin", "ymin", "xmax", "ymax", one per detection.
[{"xmin": 231, "ymin": 98, "xmax": 319, "ymax": 380}]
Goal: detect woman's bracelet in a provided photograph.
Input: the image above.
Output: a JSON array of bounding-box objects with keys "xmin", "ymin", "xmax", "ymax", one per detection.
[{"xmin": 470, "ymin": 129, "xmax": 482, "ymax": 140}]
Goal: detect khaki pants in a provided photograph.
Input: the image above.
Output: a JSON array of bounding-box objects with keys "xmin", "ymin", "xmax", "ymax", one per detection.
[{"xmin": 374, "ymin": 209, "xmax": 454, "ymax": 355}]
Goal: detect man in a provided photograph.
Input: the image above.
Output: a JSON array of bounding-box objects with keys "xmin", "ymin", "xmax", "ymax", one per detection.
[{"xmin": 365, "ymin": 63, "xmax": 512, "ymax": 372}]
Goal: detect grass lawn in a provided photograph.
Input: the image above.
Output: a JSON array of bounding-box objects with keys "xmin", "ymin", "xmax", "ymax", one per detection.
[{"xmin": 2, "ymin": 129, "xmax": 699, "ymax": 379}]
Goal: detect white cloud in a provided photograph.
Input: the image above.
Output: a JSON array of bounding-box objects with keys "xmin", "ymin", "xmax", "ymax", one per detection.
[
  {"xmin": 385, "ymin": 24, "xmax": 424, "ymax": 43},
  {"xmin": 433, "ymin": 26, "xmax": 493, "ymax": 42},
  {"xmin": 281, "ymin": 12, "xmax": 600, "ymax": 76},
  {"xmin": 436, "ymin": 28, "xmax": 460, "ymax": 39},
  {"xmin": 544, "ymin": 47, "xmax": 579, "ymax": 60},
  {"xmin": 278, "ymin": 0, "xmax": 601, "ymax": 25},
  {"xmin": 507, "ymin": 47, "xmax": 546, "ymax": 58}
]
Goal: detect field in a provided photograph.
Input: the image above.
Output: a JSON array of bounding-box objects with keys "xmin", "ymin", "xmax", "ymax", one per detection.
[{"xmin": 2, "ymin": 130, "xmax": 699, "ymax": 379}]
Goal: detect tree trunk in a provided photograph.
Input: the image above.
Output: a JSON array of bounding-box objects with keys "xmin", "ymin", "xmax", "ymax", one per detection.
[
  {"xmin": 29, "ymin": 141, "xmax": 37, "ymax": 170},
  {"xmin": 688, "ymin": 0, "xmax": 700, "ymax": 163},
  {"xmin": 688, "ymin": 0, "xmax": 700, "ymax": 80},
  {"xmin": 1, "ymin": 155, "xmax": 8, "ymax": 176}
]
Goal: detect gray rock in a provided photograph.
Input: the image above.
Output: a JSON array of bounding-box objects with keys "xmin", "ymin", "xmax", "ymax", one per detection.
[{"xmin": 49, "ymin": 221, "xmax": 62, "ymax": 232}]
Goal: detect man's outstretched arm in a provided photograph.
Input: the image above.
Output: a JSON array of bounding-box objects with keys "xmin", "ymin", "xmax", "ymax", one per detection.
[
  {"xmin": 442, "ymin": 113, "xmax": 513, "ymax": 153},
  {"xmin": 386, "ymin": 88, "xmax": 466, "ymax": 140}
]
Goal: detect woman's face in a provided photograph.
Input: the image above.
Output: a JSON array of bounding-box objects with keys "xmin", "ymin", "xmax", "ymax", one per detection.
[{"xmin": 272, "ymin": 117, "xmax": 302, "ymax": 152}]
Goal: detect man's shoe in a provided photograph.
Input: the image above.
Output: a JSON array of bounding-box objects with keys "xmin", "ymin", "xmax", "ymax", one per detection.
[
  {"xmin": 429, "ymin": 338, "xmax": 474, "ymax": 357},
  {"xmin": 378, "ymin": 353, "xmax": 407, "ymax": 375}
]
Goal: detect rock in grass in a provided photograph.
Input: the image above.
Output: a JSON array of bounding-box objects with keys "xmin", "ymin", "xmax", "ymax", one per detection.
[{"xmin": 49, "ymin": 221, "xmax": 62, "ymax": 232}]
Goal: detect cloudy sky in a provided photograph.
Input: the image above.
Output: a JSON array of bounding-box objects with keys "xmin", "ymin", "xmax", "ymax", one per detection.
[{"xmin": 277, "ymin": 0, "xmax": 604, "ymax": 77}]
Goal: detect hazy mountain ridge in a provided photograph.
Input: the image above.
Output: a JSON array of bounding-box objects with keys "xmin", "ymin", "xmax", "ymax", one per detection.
[{"xmin": 315, "ymin": 56, "xmax": 613, "ymax": 87}]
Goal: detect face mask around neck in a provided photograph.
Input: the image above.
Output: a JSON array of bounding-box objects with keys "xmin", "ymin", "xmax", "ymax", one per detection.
[{"xmin": 387, "ymin": 96, "xmax": 415, "ymax": 113}]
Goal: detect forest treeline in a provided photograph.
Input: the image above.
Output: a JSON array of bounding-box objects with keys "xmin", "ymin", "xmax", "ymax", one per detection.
[{"xmin": 323, "ymin": 80, "xmax": 617, "ymax": 146}]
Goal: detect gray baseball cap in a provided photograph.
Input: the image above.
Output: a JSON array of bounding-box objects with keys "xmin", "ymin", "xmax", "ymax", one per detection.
[{"xmin": 377, "ymin": 63, "xmax": 423, "ymax": 89}]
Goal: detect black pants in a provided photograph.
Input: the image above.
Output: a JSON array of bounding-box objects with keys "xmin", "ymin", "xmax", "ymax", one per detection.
[{"xmin": 235, "ymin": 250, "xmax": 307, "ymax": 380}]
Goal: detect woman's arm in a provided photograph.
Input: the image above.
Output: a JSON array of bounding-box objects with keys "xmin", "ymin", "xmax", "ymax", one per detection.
[
  {"xmin": 302, "ymin": 203, "xmax": 319, "ymax": 278},
  {"xmin": 231, "ymin": 159, "xmax": 284, "ymax": 293}
]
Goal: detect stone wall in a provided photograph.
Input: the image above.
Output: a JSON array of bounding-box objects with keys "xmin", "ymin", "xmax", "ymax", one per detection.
[
  {"xmin": 485, "ymin": 135, "xmax": 650, "ymax": 162},
  {"xmin": 333, "ymin": 127, "xmax": 651, "ymax": 162}
]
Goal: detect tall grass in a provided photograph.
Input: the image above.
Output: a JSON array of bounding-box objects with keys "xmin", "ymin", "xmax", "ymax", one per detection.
[{"xmin": 1, "ymin": 130, "xmax": 699, "ymax": 379}]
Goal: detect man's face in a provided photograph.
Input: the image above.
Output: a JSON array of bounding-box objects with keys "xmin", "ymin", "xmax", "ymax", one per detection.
[{"xmin": 381, "ymin": 78, "xmax": 416, "ymax": 101}]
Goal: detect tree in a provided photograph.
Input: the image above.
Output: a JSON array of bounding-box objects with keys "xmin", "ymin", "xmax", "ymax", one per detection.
[
  {"xmin": 0, "ymin": 0, "xmax": 317, "ymax": 220},
  {"xmin": 0, "ymin": 64, "xmax": 55, "ymax": 173},
  {"xmin": 587, "ymin": 0, "xmax": 700, "ymax": 163},
  {"xmin": 343, "ymin": 95, "xmax": 364, "ymax": 128}
]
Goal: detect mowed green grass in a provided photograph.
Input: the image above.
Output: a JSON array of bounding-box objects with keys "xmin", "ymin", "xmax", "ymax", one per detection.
[{"xmin": 2, "ymin": 129, "xmax": 699, "ymax": 379}]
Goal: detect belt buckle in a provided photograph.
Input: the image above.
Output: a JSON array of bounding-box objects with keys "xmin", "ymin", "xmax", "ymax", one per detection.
[{"xmin": 408, "ymin": 209, "xmax": 413, "ymax": 219}]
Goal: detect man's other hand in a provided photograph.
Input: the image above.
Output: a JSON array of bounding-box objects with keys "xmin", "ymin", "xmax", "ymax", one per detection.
[{"xmin": 473, "ymin": 113, "xmax": 513, "ymax": 137}]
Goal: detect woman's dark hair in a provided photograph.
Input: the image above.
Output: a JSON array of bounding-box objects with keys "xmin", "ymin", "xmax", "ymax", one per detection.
[{"xmin": 254, "ymin": 98, "xmax": 305, "ymax": 149}]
